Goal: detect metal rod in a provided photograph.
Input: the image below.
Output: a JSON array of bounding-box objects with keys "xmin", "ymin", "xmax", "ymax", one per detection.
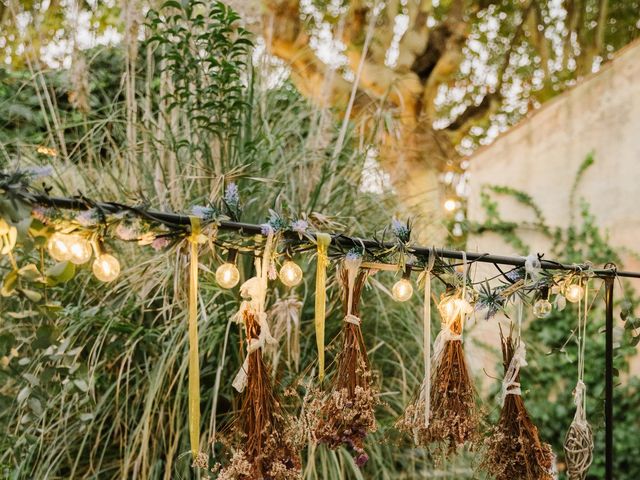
[
  {"xmin": 604, "ymin": 277, "xmax": 615, "ymax": 480},
  {"xmin": 25, "ymin": 193, "xmax": 640, "ymax": 279}
]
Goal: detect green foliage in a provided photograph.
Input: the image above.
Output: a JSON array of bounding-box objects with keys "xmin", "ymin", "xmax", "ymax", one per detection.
[
  {"xmin": 473, "ymin": 157, "xmax": 640, "ymax": 479},
  {"xmin": 146, "ymin": 1, "xmax": 254, "ymax": 169},
  {"xmin": 0, "ymin": 2, "xmax": 424, "ymax": 479}
]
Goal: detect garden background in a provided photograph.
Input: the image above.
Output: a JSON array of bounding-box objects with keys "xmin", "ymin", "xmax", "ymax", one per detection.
[{"xmin": 1, "ymin": 1, "xmax": 640, "ymax": 479}]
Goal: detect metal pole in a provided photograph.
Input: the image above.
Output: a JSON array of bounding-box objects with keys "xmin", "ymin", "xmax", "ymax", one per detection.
[
  {"xmin": 19, "ymin": 193, "xmax": 640, "ymax": 279},
  {"xmin": 604, "ymin": 276, "xmax": 615, "ymax": 480}
]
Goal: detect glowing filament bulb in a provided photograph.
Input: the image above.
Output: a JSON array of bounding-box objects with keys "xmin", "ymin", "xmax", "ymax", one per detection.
[
  {"xmin": 565, "ymin": 284, "xmax": 584, "ymax": 303},
  {"xmin": 533, "ymin": 298, "xmax": 553, "ymax": 318},
  {"xmin": 92, "ymin": 254, "xmax": 120, "ymax": 282},
  {"xmin": 444, "ymin": 199, "xmax": 457, "ymax": 212},
  {"xmin": 47, "ymin": 233, "xmax": 72, "ymax": 261},
  {"xmin": 67, "ymin": 235, "xmax": 92, "ymax": 265},
  {"xmin": 392, "ymin": 278, "xmax": 413, "ymax": 302},
  {"xmin": 279, "ymin": 260, "xmax": 303, "ymax": 287},
  {"xmin": 216, "ymin": 263, "xmax": 240, "ymax": 289},
  {"xmin": 440, "ymin": 296, "xmax": 472, "ymax": 320}
]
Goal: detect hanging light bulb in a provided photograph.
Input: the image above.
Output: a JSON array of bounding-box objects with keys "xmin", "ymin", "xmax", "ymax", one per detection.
[
  {"xmin": 533, "ymin": 298, "xmax": 553, "ymax": 318},
  {"xmin": 565, "ymin": 283, "xmax": 585, "ymax": 303},
  {"xmin": 67, "ymin": 235, "xmax": 92, "ymax": 265},
  {"xmin": 440, "ymin": 295, "xmax": 472, "ymax": 320},
  {"xmin": 92, "ymin": 253, "xmax": 120, "ymax": 282},
  {"xmin": 279, "ymin": 259, "xmax": 303, "ymax": 287},
  {"xmin": 444, "ymin": 198, "xmax": 457, "ymax": 212},
  {"xmin": 392, "ymin": 278, "xmax": 413, "ymax": 302},
  {"xmin": 215, "ymin": 249, "xmax": 240, "ymax": 289},
  {"xmin": 216, "ymin": 263, "xmax": 240, "ymax": 288},
  {"xmin": 47, "ymin": 233, "xmax": 72, "ymax": 261}
]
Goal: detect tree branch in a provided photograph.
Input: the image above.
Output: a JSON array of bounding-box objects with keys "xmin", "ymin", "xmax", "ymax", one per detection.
[{"xmin": 262, "ymin": 0, "xmax": 352, "ymax": 108}]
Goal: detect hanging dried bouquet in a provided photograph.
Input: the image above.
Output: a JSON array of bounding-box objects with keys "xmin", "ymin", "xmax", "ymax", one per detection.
[
  {"xmin": 305, "ymin": 253, "xmax": 378, "ymax": 467},
  {"xmin": 214, "ymin": 235, "xmax": 303, "ymax": 480},
  {"xmin": 397, "ymin": 289, "xmax": 480, "ymax": 454},
  {"xmin": 483, "ymin": 327, "xmax": 555, "ymax": 480}
]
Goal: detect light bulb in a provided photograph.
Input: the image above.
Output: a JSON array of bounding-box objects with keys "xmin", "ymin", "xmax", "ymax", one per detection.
[
  {"xmin": 533, "ymin": 298, "xmax": 552, "ymax": 318},
  {"xmin": 565, "ymin": 284, "xmax": 584, "ymax": 303},
  {"xmin": 47, "ymin": 233, "xmax": 72, "ymax": 261},
  {"xmin": 216, "ymin": 263, "xmax": 240, "ymax": 288},
  {"xmin": 392, "ymin": 278, "xmax": 413, "ymax": 302},
  {"xmin": 444, "ymin": 199, "xmax": 457, "ymax": 212},
  {"xmin": 440, "ymin": 296, "xmax": 473, "ymax": 320},
  {"xmin": 67, "ymin": 235, "xmax": 92, "ymax": 265},
  {"xmin": 92, "ymin": 254, "xmax": 120, "ymax": 282},
  {"xmin": 279, "ymin": 260, "xmax": 303, "ymax": 287}
]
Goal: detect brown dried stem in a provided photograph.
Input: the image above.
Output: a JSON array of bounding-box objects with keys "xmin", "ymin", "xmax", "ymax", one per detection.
[
  {"xmin": 396, "ymin": 303, "xmax": 479, "ymax": 454},
  {"xmin": 307, "ymin": 267, "xmax": 378, "ymax": 466},
  {"xmin": 219, "ymin": 309, "xmax": 302, "ymax": 480},
  {"xmin": 483, "ymin": 327, "xmax": 554, "ymax": 480}
]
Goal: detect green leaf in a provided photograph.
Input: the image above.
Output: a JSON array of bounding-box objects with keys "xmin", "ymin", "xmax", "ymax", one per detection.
[
  {"xmin": 32, "ymin": 325, "xmax": 58, "ymax": 350},
  {"xmin": 46, "ymin": 261, "xmax": 76, "ymax": 283},
  {"xmin": 73, "ymin": 379, "xmax": 89, "ymax": 392},
  {"xmin": 1, "ymin": 270, "xmax": 18, "ymax": 296},
  {"xmin": 18, "ymin": 263, "xmax": 41, "ymax": 280},
  {"xmin": 19, "ymin": 288, "xmax": 42, "ymax": 302},
  {"xmin": 17, "ymin": 386, "xmax": 30, "ymax": 403},
  {"xmin": 28, "ymin": 398, "xmax": 43, "ymax": 416},
  {"xmin": 22, "ymin": 373, "xmax": 39, "ymax": 386}
]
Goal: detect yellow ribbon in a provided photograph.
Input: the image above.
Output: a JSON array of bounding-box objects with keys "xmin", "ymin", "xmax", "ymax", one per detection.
[
  {"xmin": 188, "ymin": 216, "xmax": 201, "ymax": 458},
  {"xmin": 314, "ymin": 233, "xmax": 331, "ymax": 381}
]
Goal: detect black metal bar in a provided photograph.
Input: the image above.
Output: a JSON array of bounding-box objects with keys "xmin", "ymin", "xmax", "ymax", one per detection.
[
  {"xmin": 604, "ymin": 277, "xmax": 615, "ymax": 480},
  {"xmin": 23, "ymin": 193, "xmax": 640, "ymax": 279}
]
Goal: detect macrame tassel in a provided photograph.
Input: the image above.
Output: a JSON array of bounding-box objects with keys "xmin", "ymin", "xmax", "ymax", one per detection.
[
  {"xmin": 187, "ymin": 216, "xmax": 203, "ymax": 459},
  {"xmin": 564, "ymin": 279, "xmax": 594, "ymax": 480},
  {"xmin": 314, "ymin": 233, "xmax": 331, "ymax": 381},
  {"xmin": 307, "ymin": 255, "xmax": 378, "ymax": 467},
  {"xmin": 564, "ymin": 381, "xmax": 594, "ymax": 480},
  {"xmin": 484, "ymin": 325, "xmax": 555, "ymax": 480}
]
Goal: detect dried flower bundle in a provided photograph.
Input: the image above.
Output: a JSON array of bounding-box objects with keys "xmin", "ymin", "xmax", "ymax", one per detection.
[
  {"xmin": 483, "ymin": 328, "xmax": 555, "ymax": 480},
  {"xmin": 396, "ymin": 294, "xmax": 479, "ymax": 454},
  {"xmin": 217, "ymin": 307, "xmax": 302, "ymax": 479},
  {"xmin": 307, "ymin": 261, "xmax": 378, "ymax": 466}
]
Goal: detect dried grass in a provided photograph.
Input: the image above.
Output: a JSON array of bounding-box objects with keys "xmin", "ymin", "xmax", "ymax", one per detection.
[
  {"xmin": 483, "ymin": 328, "xmax": 555, "ymax": 480},
  {"xmin": 396, "ymin": 307, "xmax": 479, "ymax": 455},
  {"xmin": 305, "ymin": 268, "xmax": 378, "ymax": 467},
  {"xmin": 216, "ymin": 309, "xmax": 302, "ymax": 479}
]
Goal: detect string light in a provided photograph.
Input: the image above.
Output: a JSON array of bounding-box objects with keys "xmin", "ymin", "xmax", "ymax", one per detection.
[
  {"xmin": 92, "ymin": 253, "xmax": 120, "ymax": 282},
  {"xmin": 67, "ymin": 235, "xmax": 92, "ymax": 265},
  {"xmin": 440, "ymin": 296, "xmax": 473, "ymax": 320},
  {"xmin": 216, "ymin": 263, "xmax": 240, "ymax": 288},
  {"xmin": 444, "ymin": 199, "xmax": 457, "ymax": 212},
  {"xmin": 533, "ymin": 298, "xmax": 552, "ymax": 318},
  {"xmin": 47, "ymin": 233, "xmax": 72, "ymax": 261},
  {"xmin": 279, "ymin": 259, "xmax": 303, "ymax": 287},
  {"xmin": 565, "ymin": 284, "xmax": 585, "ymax": 303},
  {"xmin": 392, "ymin": 278, "xmax": 413, "ymax": 302},
  {"xmin": 215, "ymin": 249, "xmax": 240, "ymax": 289}
]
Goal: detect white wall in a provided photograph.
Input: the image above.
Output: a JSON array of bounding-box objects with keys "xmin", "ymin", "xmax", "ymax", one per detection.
[{"xmin": 465, "ymin": 39, "xmax": 640, "ymax": 382}]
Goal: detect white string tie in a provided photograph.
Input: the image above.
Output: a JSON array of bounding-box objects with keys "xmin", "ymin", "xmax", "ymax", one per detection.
[
  {"xmin": 232, "ymin": 230, "xmax": 276, "ymax": 392},
  {"xmin": 343, "ymin": 254, "xmax": 362, "ymax": 324},
  {"xmin": 500, "ymin": 340, "xmax": 527, "ymax": 406},
  {"xmin": 525, "ymin": 253, "xmax": 541, "ymax": 279},
  {"xmin": 344, "ymin": 314, "xmax": 361, "ymax": 325}
]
